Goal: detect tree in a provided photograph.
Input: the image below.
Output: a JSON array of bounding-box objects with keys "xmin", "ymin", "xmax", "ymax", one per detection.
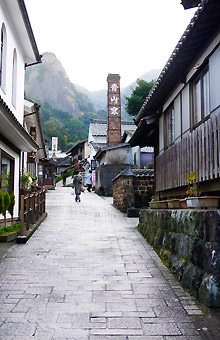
[
  {"xmin": 8, "ymin": 192, "xmax": 15, "ymax": 224},
  {"xmin": 124, "ymin": 79, "xmax": 155, "ymax": 117},
  {"xmin": 2, "ymin": 191, "xmax": 10, "ymax": 227}
]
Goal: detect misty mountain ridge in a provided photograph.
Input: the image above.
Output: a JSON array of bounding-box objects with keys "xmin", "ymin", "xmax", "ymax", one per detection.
[
  {"xmin": 74, "ymin": 69, "xmax": 161, "ymax": 119},
  {"xmin": 25, "ymin": 52, "xmax": 160, "ymax": 120}
]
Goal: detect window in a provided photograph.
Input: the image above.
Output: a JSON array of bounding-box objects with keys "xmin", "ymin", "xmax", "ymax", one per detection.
[
  {"xmin": 165, "ymin": 105, "xmax": 174, "ymax": 148},
  {"xmin": 12, "ymin": 49, "xmax": 17, "ymax": 107},
  {"xmin": 192, "ymin": 66, "xmax": 210, "ymax": 126},
  {"xmin": 0, "ymin": 150, "xmax": 14, "ymax": 194},
  {"xmin": 0, "ymin": 24, "xmax": 7, "ymax": 91}
]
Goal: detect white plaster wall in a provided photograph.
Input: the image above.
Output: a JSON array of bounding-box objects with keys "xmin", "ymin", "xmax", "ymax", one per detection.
[
  {"xmin": 210, "ymin": 45, "xmax": 220, "ymax": 113},
  {"xmin": 0, "ymin": 141, "xmax": 20, "ymax": 219},
  {"xmin": 88, "ymin": 144, "xmax": 97, "ymax": 160},
  {"xmin": 84, "ymin": 142, "xmax": 90, "ymax": 159},
  {"xmin": 88, "ymin": 126, "xmax": 94, "ymax": 144},
  {"xmin": 0, "ymin": 3, "xmax": 26, "ymax": 124},
  {"xmin": 132, "ymin": 146, "xmax": 140, "ymax": 166},
  {"xmin": 101, "ymin": 147, "xmax": 132, "ymax": 166}
]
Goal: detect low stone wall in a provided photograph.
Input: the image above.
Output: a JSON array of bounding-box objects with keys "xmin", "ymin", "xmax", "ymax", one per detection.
[
  {"xmin": 138, "ymin": 209, "xmax": 220, "ymax": 308},
  {"xmin": 113, "ymin": 168, "xmax": 154, "ymax": 213},
  {"xmin": 113, "ymin": 175, "xmax": 134, "ymax": 212},
  {"xmin": 95, "ymin": 164, "xmax": 128, "ymax": 196}
]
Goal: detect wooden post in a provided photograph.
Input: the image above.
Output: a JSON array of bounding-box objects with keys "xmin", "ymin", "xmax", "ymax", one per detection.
[
  {"xmin": 36, "ymin": 192, "xmax": 39, "ymax": 221},
  {"xmin": 39, "ymin": 191, "xmax": 42, "ymax": 216},
  {"xmin": 20, "ymin": 195, "xmax": 24, "ymax": 236},
  {"xmin": 26, "ymin": 197, "xmax": 30, "ymax": 230},
  {"xmin": 31, "ymin": 194, "xmax": 35, "ymax": 225},
  {"xmin": 43, "ymin": 190, "xmax": 45, "ymax": 213}
]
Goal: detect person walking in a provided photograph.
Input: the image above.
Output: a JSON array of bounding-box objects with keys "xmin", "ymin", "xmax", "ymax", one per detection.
[
  {"xmin": 86, "ymin": 170, "xmax": 92, "ymax": 192},
  {"xmin": 72, "ymin": 170, "xmax": 82, "ymax": 202}
]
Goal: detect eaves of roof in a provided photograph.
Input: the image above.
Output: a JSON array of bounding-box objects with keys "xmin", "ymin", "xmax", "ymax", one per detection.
[
  {"xmin": 94, "ymin": 143, "xmax": 130, "ymax": 160},
  {"xmin": 17, "ymin": 0, "xmax": 41, "ymax": 64},
  {"xmin": 135, "ymin": 0, "xmax": 220, "ymax": 124},
  {"xmin": 24, "ymin": 100, "xmax": 47, "ymax": 158},
  {"xmin": 0, "ymin": 96, "xmax": 38, "ymax": 152},
  {"xmin": 90, "ymin": 119, "xmax": 135, "ymax": 126},
  {"xmin": 67, "ymin": 139, "xmax": 87, "ymax": 154},
  {"xmin": 35, "ymin": 110, "xmax": 47, "ymax": 159},
  {"xmin": 130, "ymin": 116, "xmax": 158, "ymax": 147}
]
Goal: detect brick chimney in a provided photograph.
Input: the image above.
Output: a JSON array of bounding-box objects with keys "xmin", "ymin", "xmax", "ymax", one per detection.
[{"xmin": 107, "ymin": 74, "xmax": 121, "ymax": 146}]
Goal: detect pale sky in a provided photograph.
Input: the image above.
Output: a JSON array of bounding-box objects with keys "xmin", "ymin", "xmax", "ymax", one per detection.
[{"xmin": 25, "ymin": 0, "xmax": 197, "ymax": 92}]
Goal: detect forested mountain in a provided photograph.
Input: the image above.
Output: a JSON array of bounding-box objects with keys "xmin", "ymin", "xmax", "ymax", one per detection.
[
  {"xmin": 25, "ymin": 53, "xmax": 95, "ymax": 118},
  {"xmin": 25, "ymin": 52, "xmax": 160, "ymax": 151},
  {"xmin": 38, "ymin": 101, "xmax": 106, "ymax": 151}
]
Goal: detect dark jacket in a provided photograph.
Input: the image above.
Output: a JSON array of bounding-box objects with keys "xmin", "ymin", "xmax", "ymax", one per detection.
[{"xmin": 72, "ymin": 174, "xmax": 82, "ymax": 194}]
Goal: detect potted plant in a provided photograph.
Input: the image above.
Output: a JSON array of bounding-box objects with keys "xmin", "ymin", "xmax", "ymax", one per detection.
[
  {"xmin": 184, "ymin": 172, "xmax": 220, "ymax": 209},
  {"xmin": 20, "ymin": 168, "xmax": 33, "ymax": 195},
  {"xmin": 0, "ymin": 223, "xmax": 21, "ymax": 242},
  {"xmin": 31, "ymin": 176, "xmax": 39, "ymax": 192},
  {"xmin": 149, "ymin": 196, "xmax": 168, "ymax": 209}
]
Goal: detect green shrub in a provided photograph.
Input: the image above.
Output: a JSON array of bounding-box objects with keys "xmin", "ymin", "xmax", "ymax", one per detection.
[
  {"xmin": 8, "ymin": 192, "xmax": 15, "ymax": 222},
  {"xmin": 0, "ymin": 223, "xmax": 20, "ymax": 235},
  {"xmin": 67, "ymin": 168, "xmax": 75, "ymax": 178},
  {"xmin": 56, "ymin": 174, "xmax": 62, "ymax": 183}
]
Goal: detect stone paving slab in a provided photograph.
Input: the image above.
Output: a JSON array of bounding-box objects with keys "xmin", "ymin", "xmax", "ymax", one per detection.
[{"xmin": 0, "ymin": 187, "xmax": 216, "ymax": 339}]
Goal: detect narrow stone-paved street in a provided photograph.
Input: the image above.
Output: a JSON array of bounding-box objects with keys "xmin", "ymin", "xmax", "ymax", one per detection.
[{"xmin": 0, "ymin": 187, "xmax": 207, "ymax": 339}]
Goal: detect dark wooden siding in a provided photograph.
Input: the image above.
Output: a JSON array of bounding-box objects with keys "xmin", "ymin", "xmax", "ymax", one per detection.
[{"xmin": 156, "ymin": 114, "xmax": 220, "ymax": 191}]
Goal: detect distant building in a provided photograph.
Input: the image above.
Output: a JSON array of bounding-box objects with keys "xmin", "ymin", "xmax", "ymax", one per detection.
[{"xmin": 88, "ymin": 119, "xmax": 136, "ymax": 163}]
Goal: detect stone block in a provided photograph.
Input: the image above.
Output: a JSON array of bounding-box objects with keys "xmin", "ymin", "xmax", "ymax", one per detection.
[
  {"xmin": 169, "ymin": 232, "xmax": 180, "ymax": 254},
  {"xmin": 190, "ymin": 238, "xmax": 206, "ymax": 270},
  {"xmin": 172, "ymin": 257, "xmax": 187, "ymax": 282},
  {"xmin": 198, "ymin": 274, "xmax": 220, "ymax": 308},
  {"xmin": 154, "ymin": 229, "xmax": 164, "ymax": 248},
  {"xmin": 204, "ymin": 211, "xmax": 220, "ymax": 242},
  {"xmin": 183, "ymin": 211, "xmax": 197, "ymax": 237},
  {"xmin": 162, "ymin": 231, "xmax": 169, "ymax": 249},
  {"xmin": 179, "ymin": 234, "xmax": 190, "ymax": 260},
  {"xmin": 181, "ymin": 262, "xmax": 203, "ymax": 298},
  {"xmin": 204, "ymin": 242, "xmax": 220, "ymax": 274},
  {"xmin": 170, "ymin": 211, "xmax": 178, "ymax": 233}
]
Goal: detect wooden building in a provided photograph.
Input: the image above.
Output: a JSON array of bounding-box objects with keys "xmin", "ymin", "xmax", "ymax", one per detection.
[{"xmin": 131, "ymin": 0, "xmax": 220, "ymax": 199}]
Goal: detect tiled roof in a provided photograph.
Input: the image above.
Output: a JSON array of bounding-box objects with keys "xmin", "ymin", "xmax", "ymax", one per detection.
[
  {"xmin": 90, "ymin": 119, "xmax": 136, "ymax": 137},
  {"xmin": 90, "ymin": 142, "xmax": 107, "ymax": 150},
  {"xmin": 67, "ymin": 139, "xmax": 87, "ymax": 154},
  {"xmin": 112, "ymin": 167, "xmax": 154, "ymax": 181},
  {"xmin": 135, "ymin": 0, "xmax": 219, "ymax": 124}
]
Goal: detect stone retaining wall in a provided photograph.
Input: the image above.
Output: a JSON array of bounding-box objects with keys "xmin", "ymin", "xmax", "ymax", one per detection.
[{"xmin": 138, "ymin": 209, "xmax": 220, "ymax": 307}]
